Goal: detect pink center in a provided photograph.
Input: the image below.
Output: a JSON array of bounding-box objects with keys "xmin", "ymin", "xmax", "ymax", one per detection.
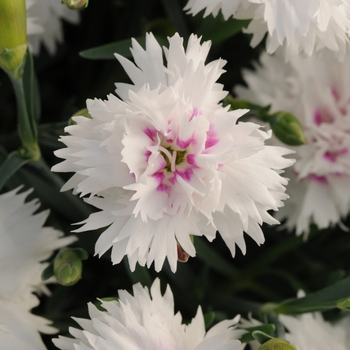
[
  {"xmin": 141, "ymin": 112, "xmax": 219, "ymax": 198},
  {"xmin": 309, "ymin": 174, "xmax": 328, "ymax": 185}
]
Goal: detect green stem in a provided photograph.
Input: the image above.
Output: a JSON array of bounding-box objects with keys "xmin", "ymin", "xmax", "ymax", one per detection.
[{"xmin": 11, "ymin": 76, "xmax": 40, "ymax": 160}]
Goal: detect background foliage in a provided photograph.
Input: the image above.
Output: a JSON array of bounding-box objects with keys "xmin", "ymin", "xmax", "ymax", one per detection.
[{"xmin": 1, "ymin": 0, "xmax": 350, "ymax": 348}]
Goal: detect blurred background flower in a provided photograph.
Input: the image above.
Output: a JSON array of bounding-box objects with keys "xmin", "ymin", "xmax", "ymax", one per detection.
[
  {"xmin": 0, "ymin": 188, "xmax": 76, "ymax": 349},
  {"xmin": 26, "ymin": 0, "xmax": 79, "ymax": 55},
  {"xmin": 185, "ymin": 0, "xmax": 350, "ymax": 60},
  {"xmin": 236, "ymin": 48, "xmax": 350, "ymax": 236}
]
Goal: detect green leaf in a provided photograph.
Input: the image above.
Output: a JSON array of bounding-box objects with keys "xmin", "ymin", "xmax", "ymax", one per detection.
[
  {"xmin": 80, "ymin": 36, "xmax": 168, "ymax": 60},
  {"xmin": 267, "ymin": 275, "xmax": 350, "ymax": 315},
  {"xmin": 204, "ymin": 312, "xmax": 215, "ymax": 329},
  {"xmin": 0, "ymin": 151, "xmax": 29, "ymax": 190},
  {"xmin": 197, "ymin": 16, "xmax": 250, "ymax": 44},
  {"xmin": 70, "ymin": 248, "xmax": 89, "ymax": 261}
]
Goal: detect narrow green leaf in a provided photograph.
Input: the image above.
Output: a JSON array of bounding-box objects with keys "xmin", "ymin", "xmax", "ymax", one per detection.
[
  {"xmin": 270, "ymin": 275, "xmax": 350, "ymax": 315},
  {"xmin": 0, "ymin": 151, "xmax": 29, "ymax": 190},
  {"xmin": 197, "ymin": 16, "xmax": 250, "ymax": 44},
  {"xmin": 80, "ymin": 36, "xmax": 168, "ymax": 60}
]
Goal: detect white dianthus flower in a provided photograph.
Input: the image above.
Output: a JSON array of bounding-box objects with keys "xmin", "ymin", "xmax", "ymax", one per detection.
[
  {"xmin": 0, "ymin": 187, "xmax": 76, "ymax": 349},
  {"xmin": 53, "ymin": 278, "xmax": 245, "ymax": 350},
  {"xmin": 236, "ymin": 48, "xmax": 350, "ymax": 236},
  {"xmin": 26, "ymin": 0, "xmax": 79, "ymax": 55},
  {"xmin": 184, "ymin": 0, "xmax": 350, "ymax": 60},
  {"xmin": 280, "ymin": 313, "xmax": 347, "ymax": 350},
  {"xmin": 53, "ymin": 32, "xmax": 293, "ymax": 272}
]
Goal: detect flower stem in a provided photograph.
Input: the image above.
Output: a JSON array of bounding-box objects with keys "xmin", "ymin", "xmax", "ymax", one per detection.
[{"xmin": 11, "ymin": 76, "xmax": 40, "ymax": 160}]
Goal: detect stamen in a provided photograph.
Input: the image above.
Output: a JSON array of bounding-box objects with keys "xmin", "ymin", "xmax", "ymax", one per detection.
[
  {"xmin": 171, "ymin": 151, "xmax": 177, "ymax": 172},
  {"xmin": 159, "ymin": 146, "xmax": 177, "ymax": 172}
]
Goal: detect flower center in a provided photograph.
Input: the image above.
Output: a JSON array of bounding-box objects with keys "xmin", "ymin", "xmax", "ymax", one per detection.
[{"xmin": 159, "ymin": 145, "xmax": 187, "ymax": 172}]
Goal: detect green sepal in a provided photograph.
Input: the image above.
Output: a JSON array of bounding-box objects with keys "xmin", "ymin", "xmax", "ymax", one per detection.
[
  {"xmin": 252, "ymin": 330, "xmax": 274, "ymax": 344},
  {"xmin": 240, "ymin": 324, "xmax": 276, "ymax": 343},
  {"xmin": 69, "ymin": 247, "xmax": 88, "ymax": 261},
  {"xmin": 41, "ymin": 261, "xmax": 54, "ymax": 281}
]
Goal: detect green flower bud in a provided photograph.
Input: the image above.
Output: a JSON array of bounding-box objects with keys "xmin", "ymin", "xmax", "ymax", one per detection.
[
  {"xmin": 257, "ymin": 338, "xmax": 297, "ymax": 350},
  {"xmin": 253, "ymin": 331, "xmax": 297, "ymax": 350},
  {"xmin": 53, "ymin": 249, "xmax": 83, "ymax": 286},
  {"xmin": 269, "ymin": 111, "xmax": 307, "ymax": 146},
  {"xmin": 0, "ymin": 0, "xmax": 27, "ymax": 80},
  {"xmin": 62, "ymin": 0, "xmax": 89, "ymax": 10}
]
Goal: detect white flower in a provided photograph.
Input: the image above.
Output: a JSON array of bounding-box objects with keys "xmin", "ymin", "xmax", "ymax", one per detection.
[
  {"xmin": 236, "ymin": 48, "xmax": 350, "ymax": 236},
  {"xmin": 53, "ymin": 278, "xmax": 245, "ymax": 350},
  {"xmin": 184, "ymin": 0, "xmax": 350, "ymax": 60},
  {"xmin": 0, "ymin": 187, "xmax": 76, "ymax": 302},
  {"xmin": 0, "ymin": 299, "xmax": 56, "ymax": 350},
  {"xmin": 52, "ymin": 32, "xmax": 293, "ymax": 272},
  {"xmin": 0, "ymin": 187, "xmax": 76, "ymax": 348},
  {"xmin": 280, "ymin": 313, "xmax": 347, "ymax": 350},
  {"xmin": 26, "ymin": 0, "xmax": 79, "ymax": 55}
]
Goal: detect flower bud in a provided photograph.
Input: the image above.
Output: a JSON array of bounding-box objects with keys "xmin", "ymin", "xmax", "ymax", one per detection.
[
  {"xmin": 257, "ymin": 338, "xmax": 297, "ymax": 350},
  {"xmin": 0, "ymin": 0, "xmax": 27, "ymax": 80},
  {"xmin": 269, "ymin": 111, "xmax": 307, "ymax": 146},
  {"xmin": 62, "ymin": 0, "xmax": 89, "ymax": 10},
  {"xmin": 53, "ymin": 249, "xmax": 83, "ymax": 286},
  {"xmin": 253, "ymin": 331, "xmax": 297, "ymax": 350}
]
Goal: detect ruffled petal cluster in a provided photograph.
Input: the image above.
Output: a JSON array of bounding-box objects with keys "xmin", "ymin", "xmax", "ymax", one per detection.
[
  {"xmin": 236, "ymin": 48, "xmax": 350, "ymax": 236},
  {"xmin": 53, "ymin": 278, "xmax": 245, "ymax": 350},
  {"xmin": 26, "ymin": 0, "xmax": 79, "ymax": 55},
  {"xmin": 0, "ymin": 187, "xmax": 76, "ymax": 349},
  {"xmin": 280, "ymin": 313, "xmax": 348, "ymax": 350},
  {"xmin": 53, "ymin": 32, "xmax": 293, "ymax": 272},
  {"xmin": 184, "ymin": 0, "xmax": 350, "ymax": 60}
]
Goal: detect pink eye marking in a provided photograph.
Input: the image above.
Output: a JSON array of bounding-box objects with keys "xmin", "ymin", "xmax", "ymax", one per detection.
[
  {"xmin": 309, "ymin": 174, "xmax": 328, "ymax": 185},
  {"xmin": 189, "ymin": 107, "xmax": 202, "ymax": 122},
  {"xmin": 143, "ymin": 128, "xmax": 157, "ymax": 142},
  {"xmin": 323, "ymin": 148, "xmax": 348, "ymax": 163}
]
